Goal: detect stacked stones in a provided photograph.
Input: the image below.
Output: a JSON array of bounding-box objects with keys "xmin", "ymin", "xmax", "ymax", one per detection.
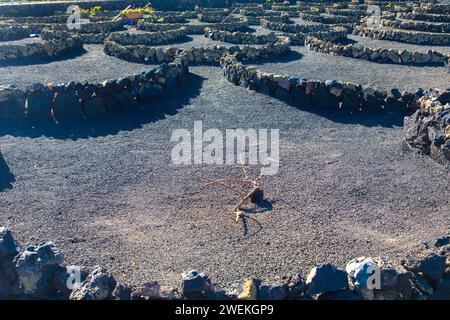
[
  {"xmin": 0, "ymin": 29, "xmax": 82, "ymax": 63},
  {"xmin": 353, "ymin": 26, "xmax": 450, "ymax": 46},
  {"xmin": 416, "ymin": 2, "xmax": 450, "ymax": 15},
  {"xmin": 289, "ymin": 28, "xmax": 347, "ymax": 45},
  {"xmin": 1, "ymin": 226, "xmax": 450, "ymax": 300},
  {"xmin": 0, "ymin": 25, "xmax": 31, "ymax": 41},
  {"xmin": 0, "ymin": 0, "xmax": 148, "ymax": 16},
  {"xmin": 260, "ymin": 20, "xmax": 347, "ymax": 45},
  {"xmin": 355, "ymin": 2, "xmax": 450, "ymax": 46},
  {"xmin": 220, "ymin": 53, "xmax": 424, "ymax": 113},
  {"xmin": 301, "ymin": 12, "xmax": 361, "ymax": 25},
  {"xmin": 136, "ymin": 20, "xmax": 250, "ymax": 34},
  {"xmin": 403, "ymin": 90, "xmax": 450, "ymax": 166},
  {"xmin": 382, "ymin": 19, "xmax": 450, "ymax": 34},
  {"xmin": 305, "ymin": 36, "xmax": 449, "ymax": 66},
  {"xmin": 0, "ymin": 58, "xmax": 188, "ymax": 122},
  {"xmin": 397, "ymin": 12, "xmax": 450, "ymax": 24},
  {"xmin": 153, "ymin": 10, "xmax": 197, "ymax": 20},
  {"xmin": 107, "ymin": 27, "xmax": 188, "ymax": 46},
  {"xmin": 204, "ymin": 28, "xmax": 285, "ymax": 45},
  {"xmin": 240, "ymin": 3, "xmax": 296, "ymax": 24},
  {"xmin": 59, "ymin": 20, "xmax": 125, "ymax": 44},
  {"xmin": 103, "ymin": 42, "xmax": 183, "ymax": 63},
  {"xmin": 0, "ymin": 11, "xmax": 126, "ymax": 44},
  {"xmin": 6, "ymin": 14, "xmax": 69, "ymax": 24},
  {"xmin": 103, "ymin": 37, "xmax": 290, "ymax": 65},
  {"xmin": 142, "ymin": 11, "xmax": 195, "ymax": 24},
  {"xmin": 105, "ymin": 17, "xmax": 290, "ymax": 64},
  {"xmin": 247, "ymin": 14, "xmax": 291, "ymax": 25},
  {"xmin": 196, "ymin": 7, "xmax": 232, "ymax": 23},
  {"xmin": 260, "ymin": 20, "xmax": 329, "ymax": 34},
  {"xmin": 325, "ymin": 8, "xmax": 367, "ymax": 18}
]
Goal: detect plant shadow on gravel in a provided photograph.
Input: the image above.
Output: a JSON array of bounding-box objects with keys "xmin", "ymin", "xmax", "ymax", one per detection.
[
  {"xmin": 240, "ymin": 199, "xmax": 276, "ymax": 238},
  {"xmin": 0, "ymin": 152, "xmax": 15, "ymax": 191},
  {"xmin": 0, "ymin": 73, "xmax": 205, "ymax": 140},
  {"xmin": 0, "ymin": 48, "xmax": 88, "ymax": 67}
]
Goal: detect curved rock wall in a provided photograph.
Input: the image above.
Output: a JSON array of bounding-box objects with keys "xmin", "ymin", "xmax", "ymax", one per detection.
[
  {"xmin": 204, "ymin": 28, "xmax": 288, "ymax": 45},
  {"xmin": 416, "ymin": 3, "xmax": 450, "ymax": 15},
  {"xmin": 0, "ymin": 0, "xmax": 267, "ymax": 17},
  {"xmin": 1, "ymin": 226, "xmax": 449, "ymax": 300},
  {"xmin": 0, "ymin": 30, "xmax": 82, "ymax": 63},
  {"xmin": 0, "ymin": 56, "xmax": 188, "ymax": 122},
  {"xmin": 382, "ymin": 19, "xmax": 450, "ymax": 34},
  {"xmin": 397, "ymin": 12, "xmax": 450, "ymax": 24},
  {"xmin": 153, "ymin": 10, "xmax": 198, "ymax": 20},
  {"xmin": 0, "ymin": 25, "xmax": 31, "ymax": 42},
  {"xmin": 0, "ymin": 19, "xmax": 125, "ymax": 44},
  {"xmin": 103, "ymin": 35, "xmax": 291, "ymax": 64},
  {"xmin": 199, "ymin": 14, "xmax": 242, "ymax": 24},
  {"xmin": 220, "ymin": 53, "xmax": 424, "ymax": 113},
  {"xmin": 301, "ymin": 13, "xmax": 361, "ymax": 24},
  {"xmin": 3, "ymin": 15, "xmax": 70, "ymax": 25},
  {"xmin": 260, "ymin": 19, "xmax": 329, "ymax": 33},
  {"xmin": 353, "ymin": 26, "xmax": 450, "ymax": 45},
  {"xmin": 136, "ymin": 20, "xmax": 250, "ymax": 34},
  {"xmin": 326, "ymin": 8, "xmax": 366, "ymax": 17},
  {"xmin": 305, "ymin": 36, "xmax": 449, "ymax": 66},
  {"xmin": 108, "ymin": 28, "xmax": 188, "ymax": 46}
]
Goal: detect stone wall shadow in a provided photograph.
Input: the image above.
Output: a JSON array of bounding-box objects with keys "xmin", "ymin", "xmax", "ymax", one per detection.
[
  {"xmin": 0, "ymin": 152, "xmax": 15, "ymax": 191},
  {"xmin": 246, "ymin": 83, "xmax": 409, "ymax": 128},
  {"xmin": 0, "ymin": 72, "xmax": 205, "ymax": 140},
  {"xmin": 281, "ymin": 93, "xmax": 409, "ymax": 128}
]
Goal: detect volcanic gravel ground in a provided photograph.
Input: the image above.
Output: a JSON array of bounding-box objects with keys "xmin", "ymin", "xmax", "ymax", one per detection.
[
  {"xmin": 1, "ymin": 62, "xmax": 450, "ymax": 288},
  {"xmin": 0, "ymin": 31, "xmax": 450, "ymax": 288}
]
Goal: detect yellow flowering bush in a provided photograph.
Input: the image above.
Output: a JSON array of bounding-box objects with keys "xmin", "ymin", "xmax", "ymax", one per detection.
[
  {"xmin": 121, "ymin": 4, "xmax": 155, "ymax": 19},
  {"xmin": 80, "ymin": 6, "xmax": 102, "ymax": 15}
]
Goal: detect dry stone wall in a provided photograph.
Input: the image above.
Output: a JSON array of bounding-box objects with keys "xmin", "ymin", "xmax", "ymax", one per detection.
[
  {"xmin": 103, "ymin": 34, "xmax": 290, "ymax": 64},
  {"xmin": 397, "ymin": 12, "xmax": 450, "ymax": 24},
  {"xmin": 1, "ymin": 226, "xmax": 449, "ymax": 300},
  {"xmin": 0, "ymin": 25, "xmax": 32, "ymax": 42},
  {"xmin": 381, "ymin": 19, "xmax": 450, "ymax": 34},
  {"xmin": 404, "ymin": 90, "xmax": 450, "ymax": 166},
  {"xmin": 107, "ymin": 28, "xmax": 188, "ymax": 46},
  {"xmin": 204, "ymin": 28, "xmax": 288, "ymax": 45},
  {"xmin": 136, "ymin": 20, "xmax": 250, "ymax": 34},
  {"xmin": 0, "ymin": 55, "xmax": 188, "ymax": 122},
  {"xmin": 260, "ymin": 19, "xmax": 329, "ymax": 33},
  {"xmin": 0, "ymin": 30, "xmax": 82, "ymax": 63},
  {"xmin": 353, "ymin": 26, "xmax": 450, "ymax": 45},
  {"xmin": 301, "ymin": 13, "xmax": 361, "ymax": 24},
  {"xmin": 305, "ymin": 35, "xmax": 449, "ymax": 66},
  {"xmin": 260, "ymin": 20, "xmax": 347, "ymax": 45},
  {"xmin": 220, "ymin": 53, "xmax": 425, "ymax": 114}
]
